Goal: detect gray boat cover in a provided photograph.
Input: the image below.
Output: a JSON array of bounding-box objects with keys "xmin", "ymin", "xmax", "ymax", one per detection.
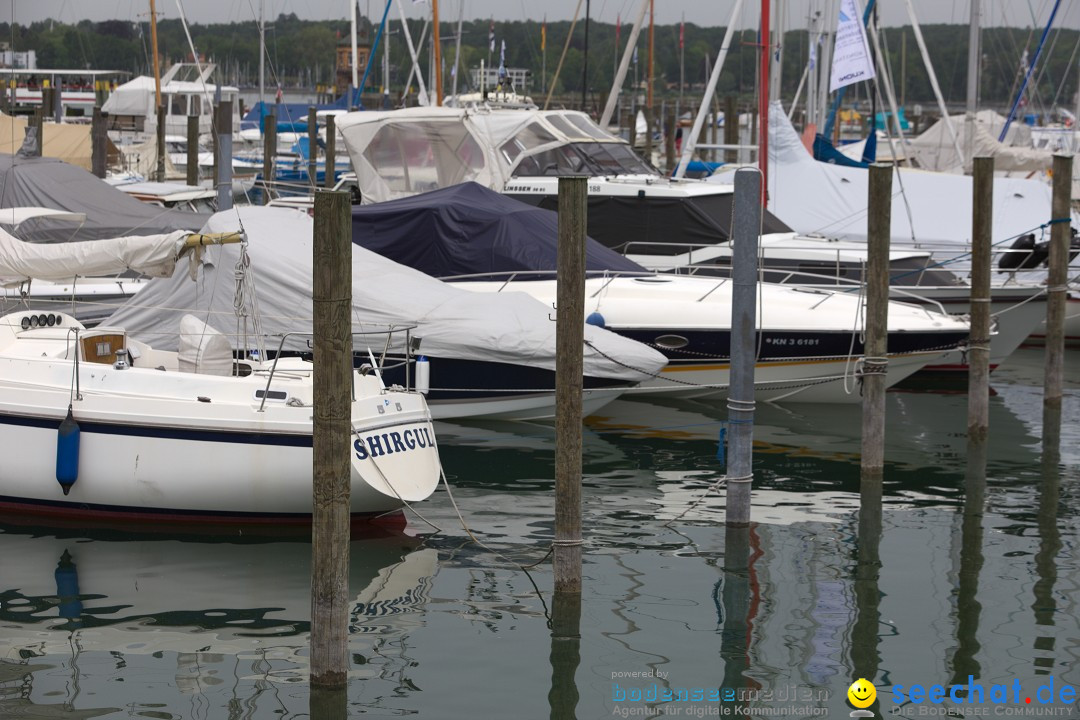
[
  {"xmin": 105, "ymin": 206, "xmax": 667, "ymax": 381},
  {"xmin": 0, "ymin": 154, "xmax": 205, "ymax": 243}
]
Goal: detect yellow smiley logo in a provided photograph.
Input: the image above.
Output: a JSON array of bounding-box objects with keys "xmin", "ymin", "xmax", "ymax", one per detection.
[{"xmin": 848, "ymin": 678, "xmax": 876, "ymax": 709}]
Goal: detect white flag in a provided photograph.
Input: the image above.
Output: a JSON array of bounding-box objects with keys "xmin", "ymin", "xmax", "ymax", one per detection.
[{"xmin": 829, "ymin": 0, "xmax": 875, "ymax": 92}]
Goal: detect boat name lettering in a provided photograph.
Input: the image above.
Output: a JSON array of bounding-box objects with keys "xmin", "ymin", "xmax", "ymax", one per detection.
[
  {"xmin": 763, "ymin": 337, "xmax": 820, "ymax": 347},
  {"xmin": 505, "ymin": 184, "xmax": 544, "ymax": 193},
  {"xmin": 353, "ymin": 427, "xmax": 434, "ymax": 460}
]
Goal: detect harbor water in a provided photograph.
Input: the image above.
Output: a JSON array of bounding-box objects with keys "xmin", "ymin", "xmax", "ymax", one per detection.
[{"xmin": 0, "ymin": 348, "xmax": 1077, "ymax": 719}]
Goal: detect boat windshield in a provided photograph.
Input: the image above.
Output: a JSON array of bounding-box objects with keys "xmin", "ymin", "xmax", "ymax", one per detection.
[
  {"xmin": 363, "ymin": 121, "xmax": 487, "ymax": 194},
  {"xmin": 513, "ymin": 142, "xmax": 656, "ymax": 177}
]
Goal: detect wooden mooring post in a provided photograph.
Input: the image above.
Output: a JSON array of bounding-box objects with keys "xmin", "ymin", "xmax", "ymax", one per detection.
[
  {"xmin": 725, "ymin": 167, "xmax": 761, "ymax": 528},
  {"xmin": 186, "ymin": 114, "xmax": 199, "ymax": 187},
  {"xmin": 724, "ymin": 95, "xmax": 738, "ymax": 164},
  {"xmin": 967, "ymin": 157, "xmax": 993, "ymax": 441},
  {"xmin": 311, "ymin": 190, "xmax": 353, "ymax": 689},
  {"xmin": 263, "ymin": 112, "xmax": 277, "ymax": 205},
  {"xmin": 30, "ymin": 108, "xmax": 43, "ymax": 157},
  {"xmin": 324, "ymin": 114, "xmax": 337, "ymax": 189},
  {"xmin": 554, "ymin": 175, "xmax": 587, "ymax": 594},
  {"xmin": 1044, "ymin": 154, "xmax": 1072, "ymax": 420},
  {"xmin": 862, "ymin": 164, "xmax": 892, "ymax": 480},
  {"xmin": 91, "ymin": 108, "xmax": 108, "ymax": 179}
]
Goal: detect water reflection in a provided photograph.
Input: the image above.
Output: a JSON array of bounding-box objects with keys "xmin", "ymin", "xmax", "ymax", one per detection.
[
  {"xmin": 0, "ymin": 525, "xmax": 435, "ymax": 718},
  {"xmin": 850, "ymin": 482, "xmax": 883, "ymax": 714},
  {"xmin": 548, "ymin": 591, "xmax": 582, "ymax": 719}
]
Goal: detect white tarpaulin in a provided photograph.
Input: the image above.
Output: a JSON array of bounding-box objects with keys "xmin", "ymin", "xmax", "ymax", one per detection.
[
  {"xmin": 829, "ymin": 0, "xmax": 876, "ymax": 92},
  {"xmin": 0, "ymin": 228, "xmax": 187, "ymax": 286},
  {"xmin": 105, "ymin": 206, "xmax": 667, "ymax": 382},
  {"xmin": 711, "ymin": 102, "xmax": 1070, "ymax": 254},
  {"xmin": 907, "ymin": 112, "xmax": 1052, "ymax": 173}
]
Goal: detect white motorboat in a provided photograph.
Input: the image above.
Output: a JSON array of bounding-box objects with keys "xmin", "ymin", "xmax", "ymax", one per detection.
[
  {"xmin": 351, "ymin": 184, "xmax": 972, "ymax": 404},
  {"xmin": 0, "ymin": 226, "xmax": 442, "ymax": 523}
]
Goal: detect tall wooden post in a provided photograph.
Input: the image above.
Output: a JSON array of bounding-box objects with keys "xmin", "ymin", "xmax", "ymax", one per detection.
[
  {"xmin": 30, "ymin": 108, "xmax": 43, "ymax": 157},
  {"xmin": 311, "ymin": 190, "xmax": 353, "ymax": 689},
  {"xmin": 186, "ymin": 113, "xmax": 199, "ymax": 186},
  {"xmin": 664, "ymin": 105, "xmax": 676, "ymax": 175},
  {"xmin": 262, "ymin": 111, "xmax": 276, "ymax": 205},
  {"xmin": 91, "ymin": 108, "xmax": 108, "ymax": 179},
  {"xmin": 156, "ymin": 104, "xmax": 166, "ymax": 182},
  {"xmin": 324, "ymin": 114, "xmax": 337, "ymax": 189},
  {"xmin": 555, "ymin": 176, "xmax": 586, "ymax": 594},
  {"xmin": 1044, "ymin": 154, "xmax": 1072, "ymax": 418},
  {"xmin": 862, "ymin": 164, "xmax": 892, "ymax": 479},
  {"xmin": 216, "ymin": 101, "xmax": 234, "ymax": 211},
  {"xmin": 626, "ymin": 110, "xmax": 636, "ymax": 148},
  {"xmin": 724, "ymin": 95, "xmax": 738, "ymax": 163},
  {"xmin": 308, "ymin": 106, "xmax": 318, "ymax": 188},
  {"xmin": 967, "ymin": 157, "xmax": 993, "ymax": 441},
  {"xmin": 725, "ymin": 168, "xmax": 761, "ymax": 527}
]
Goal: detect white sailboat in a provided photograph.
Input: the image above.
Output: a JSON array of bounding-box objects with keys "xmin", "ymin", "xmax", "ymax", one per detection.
[{"xmin": 0, "ymin": 227, "xmax": 441, "ymax": 524}]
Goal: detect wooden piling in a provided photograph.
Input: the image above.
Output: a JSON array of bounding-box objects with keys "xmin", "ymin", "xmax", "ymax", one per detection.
[
  {"xmin": 30, "ymin": 108, "xmax": 43, "ymax": 157},
  {"xmin": 308, "ymin": 106, "xmax": 318, "ymax": 188},
  {"xmin": 862, "ymin": 164, "xmax": 892, "ymax": 479},
  {"xmin": 156, "ymin": 104, "xmax": 166, "ymax": 182},
  {"xmin": 1044, "ymin": 154, "xmax": 1072, "ymax": 417},
  {"xmin": 263, "ymin": 111, "xmax": 277, "ymax": 205},
  {"xmin": 626, "ymin": 110, "xmax": 637, "ymax": 149},
  {"xmin": 186, "ymin": 114, "xmax": 199, "ymax": 186},
  {"xmin": 324, "ymin": 114, "xmax": 337, "ymax": 189},
  {"xmin": 216, "ymin": 101, "xmax": 233, "ymax": 211},
  {"xmin": 724, "ymin": 96, "xmax": 738, "ymax": 164},
  {"xmin": 725, "ymin": 168, "xmax": 761, "ymax": 528},
  {"xmin": 555, "ymin": 176, "xmax": 587, "ymax": 594},
  {"xmin": 311, "ymin": 190, "xmax": 353, "ymax": 689},
  {"xmin": 91, "ymin": 108, "xmax": 107, "ymax": 179},
  {"xmin": 967, "ymin": 156, "xmax": 993, "ymax": 441}
]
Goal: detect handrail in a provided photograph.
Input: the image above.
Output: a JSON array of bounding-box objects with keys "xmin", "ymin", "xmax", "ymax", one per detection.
[{"xmin": 256, "ymin": 324, "xmax": 419, "ymax": 412}]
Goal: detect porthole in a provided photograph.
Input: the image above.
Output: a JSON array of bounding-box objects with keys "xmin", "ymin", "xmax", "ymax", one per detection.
[{"xmin": 654, "ymin": 334, "xmax": 689, "ymax": 350}]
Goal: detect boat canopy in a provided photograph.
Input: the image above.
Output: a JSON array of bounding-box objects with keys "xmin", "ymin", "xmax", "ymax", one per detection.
[
  {"xmin": 105, "ymin": 206, "xmax": 667, "ymax": 382},
  {"xmin": 350, "ymin": 182, "xmax": 646, "ymax": 278},
  {"xmin": 337, "ymin": 106, "xmax": 653, "ymax": 204},
  {"xmin": 0, "ymin": 154, "xmax": 205, "ymax": 242}
]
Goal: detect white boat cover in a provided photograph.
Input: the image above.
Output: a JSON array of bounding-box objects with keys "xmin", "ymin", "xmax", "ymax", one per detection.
[
  {"xmin": 719, "ymin": 102, "xmax": 1071, "ymax": 251},
  {"xmin": 336, "ymin": 106, "xmax": 632, "ymax": 204},
  {"xmin": 105, "ymin": 206, "xmax": 667, "ymax": 382},
  {"xmin": 906, "ymin": 110, "xmax": 1052, "ymax": 173},
  {"xmin": 0, "ymin": 227, "xmax": 188, "ymax": 286}
]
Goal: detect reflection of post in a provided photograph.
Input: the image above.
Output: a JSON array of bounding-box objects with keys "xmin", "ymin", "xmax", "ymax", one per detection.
[
  {"xmin": 548, "ymin": 591, "xmax": 582, "ymax": 719},
  {"xmin": 310, "ymin": 686, "xmax": 348, "ymax": 720},
  {"xmin": 850, "ymin": 482, "xmax": 882, "ymax": 710},
  {"xmin": 1033, "ymin": 426, "xmax": 1062, "ymax": 671},
  {"xmin": 720, "ymin": 526, "xmax": 752, "ymax": 707},
  {"xmin": 950, "ymin": 438, "xmax": 986, "ymax": 687}
]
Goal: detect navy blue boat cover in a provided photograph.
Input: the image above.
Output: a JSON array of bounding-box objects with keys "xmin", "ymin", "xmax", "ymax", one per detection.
[{"xmin": 350, "ymin": 182, "xmax": 647, "ymax": 278}]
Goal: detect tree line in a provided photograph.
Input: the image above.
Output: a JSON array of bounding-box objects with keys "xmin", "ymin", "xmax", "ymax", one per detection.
[{"xmin": 4, "ymin": 15, "xmax": 1078, "ymax": 114}]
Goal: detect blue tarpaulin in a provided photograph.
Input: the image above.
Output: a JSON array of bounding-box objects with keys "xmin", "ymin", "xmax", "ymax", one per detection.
[{"xmin": 350, "ymin": 183, "xmax": 648, "ymax": 278}]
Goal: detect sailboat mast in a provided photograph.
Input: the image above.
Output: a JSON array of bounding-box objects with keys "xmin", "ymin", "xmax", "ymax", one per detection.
[
  {"xmin": 432, "ymin": 0, "xmax": 443, "ymax": 105},
  {"xmin": 149, "ymin": 0, "xmax": 161, "ymax": 108},
  {"xmin": 582, "ymin": 0, "xmax": 590, "ymax": 110},
  {"xmin": 351, "ymin": 0, "xmax": 359, "ymax": 92},
  {"xmin": 759, "ymin": 0, "xmax": 770, "ymax": 199},
  {"xmin": 258, "ymin": 0, "xmax": 265, "ymax": 107},
  {"xmin": 647, "ymin": 0, "xmax": 653, "ymax": 113},
  {"xmin": 965, "ymin": 0, "xmax": 979, "ymax": 118}
]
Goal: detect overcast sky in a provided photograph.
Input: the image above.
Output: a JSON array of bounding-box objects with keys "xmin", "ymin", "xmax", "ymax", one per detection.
[{"xmin": 15, "ymin": 0, "xmax": 1080, "ymax": 30}]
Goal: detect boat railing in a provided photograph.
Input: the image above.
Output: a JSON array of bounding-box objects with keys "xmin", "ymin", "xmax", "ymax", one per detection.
[{"xmin": 257, "ymin": 324, "xmax": 419, "ymax": 412}]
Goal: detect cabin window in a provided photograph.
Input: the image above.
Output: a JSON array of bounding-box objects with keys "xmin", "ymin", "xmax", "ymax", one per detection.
[
  {"xmin": 170, "ymin": 93, "xmax": 185, "ymax": 116},
  {"xmin": 364, "ymin": 122, "xmax": 485, "ymax": 193},
  {"xmin": 546, "ymin": 115, "xmax": 581, "ymax": 139},
  {"xmin": 566, "ymin": 113, "xmax": 615, "ymax": 140}
]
